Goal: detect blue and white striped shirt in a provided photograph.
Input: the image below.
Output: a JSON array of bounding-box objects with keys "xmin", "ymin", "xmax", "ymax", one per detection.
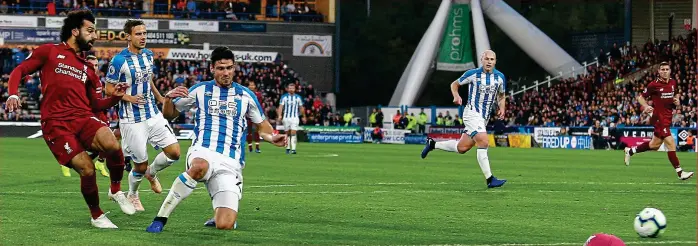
[
  {"xmin": 174, "ymin": 81, "xmax": 265, "ymax": 162},
  {"xmin": 279, "ymin": 93, "xmax": 303, "ymax": 119},
  {"xmin": 457, "ymin": 67, "xmax": 506, "ymax": 121},
  {"xmin": 106, "ymin": 48, "xmax": 159, "ymax": 123}
]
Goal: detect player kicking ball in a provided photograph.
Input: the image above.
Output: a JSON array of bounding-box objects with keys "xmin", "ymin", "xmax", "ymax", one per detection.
[
  {"xmin": 420, "ymin": 50, "xmax": 507, "ymax": 188},
  {"xmin": 146, "ymin": 47, "xmax": 287, "ymax": 233},
  {"xmin": 5, "ymin": 10, "xmax": 134, "ymax": 228},
  {"xmin": 106, "ymin": 19, "xmax": 181, "ymax": 212},
  {"xmin": 624, "ymin": 62, "xmax": 694, "ymax": 180}
]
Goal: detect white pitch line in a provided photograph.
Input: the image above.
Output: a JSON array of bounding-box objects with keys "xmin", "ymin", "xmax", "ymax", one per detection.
[
  {"xmin": 0, "ymin": 189, "xmax": 693, "ymax": 195},
  {"xmin": 422, "ymin": 241, "xmax": 697, "ymax": 246},
  {"xmin": 248, "ymin": 181, "xmax": 695, "ymax": 188}
]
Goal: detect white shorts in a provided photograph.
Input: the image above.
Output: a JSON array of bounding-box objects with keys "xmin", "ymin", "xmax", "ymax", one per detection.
[
  {"xmin": 282, "ymin": 117, "xmax": 300, "ymax": 131},
  {"xmin": 120, "ymin": 114, "xmax": 178, "ymax": 163},
  {"xmin": 186, "ymin": 145, "xmax": 243, "ymax": 211},
  {"xmin": 462, "ymin": 108, "xmax": 486, "ymax": 138}
]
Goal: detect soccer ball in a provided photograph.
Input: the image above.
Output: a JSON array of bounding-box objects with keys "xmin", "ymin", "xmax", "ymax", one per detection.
[{"xmin": 633, "ymin": 208, "xmax": 667, "ymax": 238}]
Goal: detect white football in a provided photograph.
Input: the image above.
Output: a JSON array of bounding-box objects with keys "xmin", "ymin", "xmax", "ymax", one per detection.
[{"xmin": 633, "ymin": 207, "xmax": 667, "ymax": 238}]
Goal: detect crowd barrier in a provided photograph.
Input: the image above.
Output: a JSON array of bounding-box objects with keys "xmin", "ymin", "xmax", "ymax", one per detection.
[{"xmin": 2, "ymin": 122, "xmax": 694, "ymax": 152}]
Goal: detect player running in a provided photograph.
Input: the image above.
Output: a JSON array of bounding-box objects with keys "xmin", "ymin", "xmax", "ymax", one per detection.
[
  {"xmin": 623, "ymin": 61, "xmax": 694, "ymax": 180},
  {"xmin": 420, "ymin": 50, "xmax": 507, "ymax": 188},
  {"xmin": 247, "ymin": 81, "xmax": 264, "ymax": 153},
  {"xmin": 277, "ymin": 83, "xmax": 305, "ymax": 154},
  {"xmin": 105, "ymin": 19, "xmax": 181, "ymax": 212},
  {"xmin": 4, "ymin": 10, "xmax": 135, "ymax": 228},
  {"xmin": 145, "ymin": 47, "xmax": 287, "ymax": 233}
]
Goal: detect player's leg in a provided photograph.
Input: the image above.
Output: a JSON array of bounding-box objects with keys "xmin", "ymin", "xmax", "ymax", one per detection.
[
  {"xmin": 247, "ymin": 122, "xmax": 254, "ymax": 152},
  {"xmin": 472, "ymin": 132, "xmax": 506, "ymax": 188},
  {"xmin": 94, "ymin": 152, "xmax": 109, "ymax": 177},
  {"xmin": 68, "ymin": 151, "xmax": 119, "ymax": 228},
  {"xmin": 662, "ymin": 135, "xmax": 694, "ymax": 180},
  {"xmin": 254, "ymin": 130, "xmax": 261, "ymax": 153},
  {"xmin": 60, "ymin": 165, "xmax": 72, "ymax": 177},
  {"xmin": 113, "ymin": 127, "xmax": 132, "ymax": 172},
  {"xmin": 422, "ymin": 113, "xmax": 476, "ymax": 158},
  {"xmin": 120, "ymin": 122, "xmax": 150, "ymax": 211},
  {"xmin": 88, "ymin": 124, "xmax": 135, "ymax": 215},
  {"xmin": 145, "ymin": 117, "xmax": 181, "ymax": 193},
  {"xmin": 146, "ymin": 147, "xmax": 211, "ymax": 233},
  {"xmin": 624, "ymin": 134, "xmax": 664, "ymax": 166},
  {"xmin": 283, "ymin": 118, "xmax": 291, "ymax": 154},
  {"xmin": 202, "ymin": 163, "xmax": 243, "ymax": 229},
  {"xmin": 290, "ymin": 118, "xmax": 299, "ymax": 154}
]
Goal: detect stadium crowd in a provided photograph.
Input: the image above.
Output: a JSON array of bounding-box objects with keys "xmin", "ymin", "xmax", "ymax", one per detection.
[
  {"xmin": 0, "ymin": 46, "xmax": 336, "ymax": 126},
  {"xmin": 502, "ymin": 31, "xmax": 697, "ymax": 128},
  {"xmin": 0, "ymin": 0, "xmax": 323, "ymax": 22}
]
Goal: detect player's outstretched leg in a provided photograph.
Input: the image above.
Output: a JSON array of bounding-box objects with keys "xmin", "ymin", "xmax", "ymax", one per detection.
[
  {"xmin": 471, "ymin": 132, "xmax": 506, "ymax": 188},
  {"xmin": 661, "ymin": 136, "xmax": 694, "ymax": 180},
  {"xmin": 421, "ymin": 134, "xmax": 475, "ymax": 159},
  {"xmin": 69, "ymin": 152, "xmax": 117, "ymax": 228},
  {"xmin": 91, "ymin": 127, "xmax": 136, "ymax": 216},
  {"xmin": 624, "ymin": 137, "xmax": 661, "ymax": 166},
  {"xmin": 145, "ymin": 143, "xmax": 181, "ymax": 194},
  {"xmin": 146, "ymin": 158, "xmax": 206, "ymax": 233}
]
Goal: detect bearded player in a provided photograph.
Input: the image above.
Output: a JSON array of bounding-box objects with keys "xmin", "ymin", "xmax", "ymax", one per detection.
[
  {"xmin": 4, "ymin": 10, "xmax": 135, "ymax": 228},
  {"xmin": 624, "ymin": 62, "xmax": 694, "ymax": 180}
]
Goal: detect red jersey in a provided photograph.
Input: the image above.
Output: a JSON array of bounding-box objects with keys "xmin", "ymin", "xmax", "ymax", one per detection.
[
  {"xmin": 253, "ymin": 90, "xmax": 264, "ymax": 111},
  {"xmin": 8, "ymin": 43, "xmax": 119, "ymax": 121},
  {"xmin": 641, "ymin": 78, "xmax": 676, "ymax": 127}
]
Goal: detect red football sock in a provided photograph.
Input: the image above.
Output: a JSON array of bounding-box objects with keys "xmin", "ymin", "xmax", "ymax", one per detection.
[
  {"xmin": 80, "ymin": 173, "xmax": 103, "ymax": 219},
  {"xmin": 631, "ymin": 142, "xmax": 651, "ymax": 156},
  {"xmin": 667, "ymin": 151, "xmax": 681, "ymax": 171},
  {"xmin": 105, "ymin": 151, "xmax": 125, "ymax": 194}
]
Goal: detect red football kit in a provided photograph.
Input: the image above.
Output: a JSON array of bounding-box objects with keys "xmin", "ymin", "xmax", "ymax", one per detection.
[
  {"xmin": 8, "ymin": 43, "xmax": 121, "ymax": 165},
  {"xmin": 641, "ymin": 78, "xmax": 676, "ymax": 139}
]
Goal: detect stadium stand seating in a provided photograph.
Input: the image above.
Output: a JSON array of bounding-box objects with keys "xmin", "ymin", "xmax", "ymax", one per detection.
[{"xmin": 0, "ymin": 46, "xmax": 336, "ymax": 126}]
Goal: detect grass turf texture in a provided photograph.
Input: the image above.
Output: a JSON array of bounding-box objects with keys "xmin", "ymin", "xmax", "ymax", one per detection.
[{"xmin": 0, "ymin": 138, "xmax": 695, "ymax": 245}]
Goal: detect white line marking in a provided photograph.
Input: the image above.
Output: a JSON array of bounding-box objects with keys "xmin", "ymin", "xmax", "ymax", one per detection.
[
  {"xmin": 303, "ymin": 153, "xmax": 339, "ymax": 157},
  {"xmin": 248, "ymin": 181, "xmax": 695, "ymax": 188},
  {"xmin": 0, "ymin": 189, "xmax": 692, "ymax": 195}
]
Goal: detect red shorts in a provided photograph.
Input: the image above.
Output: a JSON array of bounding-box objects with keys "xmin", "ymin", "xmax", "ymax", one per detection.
[
  {"xmin": 653, "ymin": 125, "xmax": 671, "ymax": 139},
  {"xmin": 41, "ymin": 116, "xmax": 108, "ymax": 165}
]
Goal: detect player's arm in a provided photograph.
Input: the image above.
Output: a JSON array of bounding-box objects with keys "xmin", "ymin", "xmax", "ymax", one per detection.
[
  {"xmin": 149, "ymin": 79, "xmax": 165, "ymax": 104},
  {"xmin": 637, "ymin": 86, "xmax": 653, "ymax": 113},
  {"xmin": 299, "ymin": 97, "xmax": 306, "ymax": 118},
  {"xmin": 248, "ymin": 92, "xmax": 286, "ymax": 147},
  {"xmin": 277, "ymin": 96, "xmax": 285, "ymax": 121},
  {"xmin": 5, "ymin": 45, "xmax": 49, "ymax": 112},
  {"xmin": 87, "ymin": 73, "xmax": 127, "ymax": 111},
  {"xmin": 163, "ymin": 86, "xmax": 192, "ymax": 120},
  {"xmin": 497, "ymin": 78, "xmax": 507, "ymax": 119},
  {"xmin": 104, "ymin": 57, "xmax": 145, "ymax": 105},
  {"xmin": 451, "ymin": 70, "xmax": 475, "ymax": 105}
]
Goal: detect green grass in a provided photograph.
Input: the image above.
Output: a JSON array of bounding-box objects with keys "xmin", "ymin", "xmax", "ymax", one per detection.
[{"xmin": 0, "ymin": 138, "xmax": 695, "ymax": 245}]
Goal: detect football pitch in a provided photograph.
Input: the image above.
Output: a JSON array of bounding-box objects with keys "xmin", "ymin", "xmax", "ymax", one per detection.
[{"xmin": 0, "ymin": 138, "xmax": 695, "ymax": 245}]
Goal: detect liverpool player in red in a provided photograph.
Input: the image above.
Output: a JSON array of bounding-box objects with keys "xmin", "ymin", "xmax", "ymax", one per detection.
[
  {"xmin": 86, "ymin": 54, "xmax": 111, "ymax": 178},
  {"xmin": 4, "ymin": 10, "xmax": 135, "ymax": 228},
  {"xmin": 247, "ymin": 81, "xmax": 264, "ymax": 153},
  {"xmin": 623, "ymin": 62, "xmax": 694, "ymax": 180}
]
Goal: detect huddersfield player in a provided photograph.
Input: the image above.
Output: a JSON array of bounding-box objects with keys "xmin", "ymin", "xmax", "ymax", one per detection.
[
  {"xmin": 106, "ymin": 19, "xmax": 181, "ymax": 212},
  {"xmin": 277, "ymin": 83, "xmax": 305, "ymax": 154},
  {"xmin": 146, "ymin": 47, "xmax": 287, "ymax": 233},
  {"xmin": 623, "ymin": 62, "xmax": 694, "ymax": 180},
  {"xmin": 421, "ymin": 50, "xmax": 507, "ymax": 188}
]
